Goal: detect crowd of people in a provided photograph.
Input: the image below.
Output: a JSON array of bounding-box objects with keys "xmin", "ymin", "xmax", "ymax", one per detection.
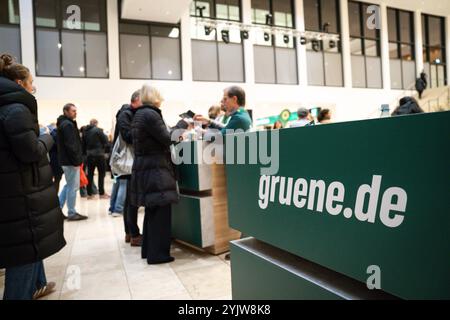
[{"xmin": 0, "ymin": 51, "xmax": 425, "ymax": 300}]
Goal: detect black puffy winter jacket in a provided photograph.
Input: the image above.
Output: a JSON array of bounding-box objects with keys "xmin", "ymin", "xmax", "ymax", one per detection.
[
  {"xmin": 56, "ymin": 115, "xmax": 83, "ymax": 166},
  {"xmin": 129, "ymin": 105, "xmax": 187, "ymax": 208},
  {"xmin": 82, "ymin": 125, "xmax": 108, "ymax": 157},
  {"xmin": 0, "ymin": 76, "xmax": 66, "ymax": 268}
]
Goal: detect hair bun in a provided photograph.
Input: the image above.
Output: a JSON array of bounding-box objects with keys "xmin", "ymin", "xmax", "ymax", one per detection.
[{"xmin": 0, "ymin": 53, "xmax": 15, "ymax": 73}]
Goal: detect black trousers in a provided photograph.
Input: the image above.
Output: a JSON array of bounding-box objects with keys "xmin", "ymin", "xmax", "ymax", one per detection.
[
  {"xmin": 123, "ymin": 179, "xmax": 140, "ymax": 237},
  {"xmin": 53, "ymin": 173, "xmax": 62, "ymax": 194},
  {"xmin": 142, "ymin": 204, "xmax": 172, "ymax": 264},
  {"xmin": 87, "ymin": 155, "xmax": 106, "ymax": 196}
]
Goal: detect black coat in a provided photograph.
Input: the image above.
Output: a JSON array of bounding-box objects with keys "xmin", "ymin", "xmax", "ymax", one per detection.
[
  {"xmin": 129, "ymin": 105, "xmax": 185, "ymax": 208},
  {"xmin": 0, "ymin": 77, "xmax": 66, "ymax": 268},
  {"xmin": 116, "ymin": 105, "xmax": 136, "ymax": 145},
  {"xmin": 82, "ymin": 125, "xmax": 108, "ymax": 157},
  {"xmin": 57, "ymin": 115, "xmax": 83, "ymax": 166},
  {"xmin": 49, "ymin": 127, "xmax": 63, "ymax": 177}
]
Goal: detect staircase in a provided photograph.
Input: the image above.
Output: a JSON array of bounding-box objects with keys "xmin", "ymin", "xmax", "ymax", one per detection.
[{"xmin": 418, "ymin": 86, "xmax": 450, "ymax": 112}]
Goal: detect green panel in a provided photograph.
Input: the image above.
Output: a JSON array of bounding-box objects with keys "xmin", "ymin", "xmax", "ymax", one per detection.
[
  {"xmin": 171, "ymin": 195, "xmax": 203, "ymax": 247},
  {"xmin": 226, "ymin": 112, "xmax": 450, "ymax": 300},
  {"xmin": 231, "ymin": 242, "xmax": 342, "ymax": 300},
  {"xmin": 176, "ymin": 141, "xmax": 200, "ymax": 191},
  {"xmin": 177, "ymin": 162, "xmax": 200, "ymax": 191}
]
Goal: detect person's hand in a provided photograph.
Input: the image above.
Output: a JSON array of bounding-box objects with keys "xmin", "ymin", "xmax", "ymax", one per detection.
[{"xmin": 193, "ymin": 115, "xmax": 209, "ymax": 125}]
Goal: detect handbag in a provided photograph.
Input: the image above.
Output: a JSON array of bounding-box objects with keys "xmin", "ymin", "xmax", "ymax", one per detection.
[
  {"xmin": 80, "ymin": 164, "xmax": 88, "ymax": 188},
  {"xmin": 110, "ymin": 133, "xmax": 134, "ymax": 176}
]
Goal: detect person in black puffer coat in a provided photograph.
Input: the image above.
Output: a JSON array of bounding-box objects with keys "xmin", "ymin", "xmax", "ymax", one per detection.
[
  {"xmin": 0, "ymin": 54, "xmax": 66, "ymax": 300},
  {"xmin": 130, "ymin": 84, "xmax": 188, "ymax": 264}
]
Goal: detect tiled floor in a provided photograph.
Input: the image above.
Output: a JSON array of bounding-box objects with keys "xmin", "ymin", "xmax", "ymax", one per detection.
[{"xmin": 0, "ymin": 178, "xmax": 232, "ymax": 300}]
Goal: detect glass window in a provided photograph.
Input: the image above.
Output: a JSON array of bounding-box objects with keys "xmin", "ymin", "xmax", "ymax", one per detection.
[
  {"xmin": 304, "ymin": 0, "xmax": 320, "ymax": 32},
  {"xmin": 61, "ymin": 31, "xmax": 85, "ymax": 77},
  {"xmin": 324, "ymin": 52, "xmax": 343, "ymax": 86},
  {"xmin": 0, "ymin": 26, "xmax": 21, "ymax": 61},
  {"xmin": 218, "ymin": 42, "xmax": 244, "ymax": 82},
  {"xmin": 0, "ymin": 0, "xmax": 20, "ymax": 25},
  {"xmin": 306, "ymin": 51, "xmax": 324, "ymax": 86},
  {"xmin": 362, "ymin": 4, "xmax": 377, "ymax": 39},
  {"xmin": 401, "ymin": 44, "xmax": 413, "ymax": 61},
  {"xmin": 192, "ymin": 40, "xmax": 219, "ymax": 81},
  {"xmin": 389, "ymin": 43, "xmax": 399, "ymax": 59},
  {"xmin": 275, "ymin": 47, "xmax": 297, "ymax": 84},
  {"xmin": 273, "ymin": 0, "xmax": 293, "ymax": 28},
  {"xmin": 192, "ymin": 0, "xmax": 213, "ymax": 18},
  {"xmin": 399, "ymin": 11, "xmax": 413, "ymax": 43},
  {"xmin": 120, "ymin": 22, "xmax": 181, "ymax": 80},
  {"xmin": 191, "ymin": 0, "xmax": 240, "ymax": 21},
  {"xmin": 252, "ymin": 0, "xmax": 270, "ymax": 24},
  {"xmin": 365, "ymin": 39, "xmax": 378, "ymax": 57},
  {"xmin": 33, "ymin": 0, "xmax": 108, "ymax": 78},
  {"xmin": 387, "ymin": 9, "xmax": 397, "ymax": 42},
  {"xmin": 348, "ymin": 2, "xmax": 361, "ymax": 37},
  {"xmin": 351, "ymin": 55, "xmax": 365, "ymax": 87},
  {"xmin": 422, "ymin": 14, "xmax": 446, "ymax": 87},
  {"xmin": 349, "ymin": 1, "xmax": 383, "ymax": 88},
  {"xmin": 428, "ymin": 16, "xmax": 443, "ymax": 47},
  {"xmin": 152, "ymin": 37, "xmax": 181, "ymax": 80},
  {"xmin": 36, "ymin": 28, "xmax": 61, "ymax": 76},
  {"xmin": 60, "ymin": 0, "xmax": 106, "ymax": 31},
  {"xmin": 216, "ymin": 0, "xmax": 240, "ymax": 21},
  {"xmin": 350, "ymin": 38, "xmax": 363, "ymax": 55},
  {"xmin": 321, "ymin": 0, "xmax": 339, "ymax": 34},
  {"xmin": 254, "ymin": 45, "xmax": 276, "ymax": 83},
  {"xmin": 120, "ymin": 34, "xmax": 151, "ymax": 79},
  {"xmin": 0, "ymin": 0, "xmax": 21, "ymax": 62},
  {"xmin": 85, "ymin": 32, "xmax": 108, "ymax": 78}
]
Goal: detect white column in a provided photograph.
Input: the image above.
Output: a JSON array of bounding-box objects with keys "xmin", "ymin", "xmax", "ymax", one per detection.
[
  {"xmin": 446, "ymin": 15, "xmax": 450, "ymax": 84},
  {"xmin": 107, "ymin": 0, "xmax": 120, "ymax": 80},
  {"xmin": 414, "ymin": 10, "xmax": 424, "ymax": 77},
  {"xmin": 19, "ymin": 0, "xmax": 35, "ymax": 76},
  {"xmin": 180, "ymin": 8, "xmax": 193, "ymax": 83},
  {"xmin": 242, "ymin": 0, "xmax": 255, "ymax": 84},
  {"xmin": 339, "ymin": 0, "xmax": 352, "ymax": 88},
  {"xmin": 295, "ymin": 0, "xmax": 308, "ymax": 87},
  {"xmin": 379, "ymin": 2, "xmax": 391, "ymax": 91}
]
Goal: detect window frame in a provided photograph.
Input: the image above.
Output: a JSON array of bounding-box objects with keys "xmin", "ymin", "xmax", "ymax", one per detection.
[
  {"xmin": 0, "ymin": 0, "xmax": 22, "ymax": 62},
  {"xmin": 118, "ymin": 19, "xmax": 183, "ymax": 81},
  {"xmin": 349, "ymin": 0, "xmax": 383, "ymax": 89},
  {"xmin": 387, "ymin": 7, "xmax": 416, "ymax": 90},
  {"xmin": 191, "ymin": 0, "xmax": 242, "ymax": 22},
  {"xmin": 251, "ymin": 0, "xmax": 295, "ymax": 29},
  {"xmin": 422, "ymin": 13, "xmax": 447, "ymax": 87},
  {"xmin": 32, "ymin": 0, "xmax": 109, "ymax": 79},
  {"xmin": 190, "ymin": 0, "xmax": 245, "ymax": 83},
  {"xmin": 304, "ymin": 0, "xmax": 343, "ymax": 87}
]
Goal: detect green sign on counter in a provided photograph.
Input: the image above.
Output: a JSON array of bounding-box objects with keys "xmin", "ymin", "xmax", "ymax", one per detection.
[{"xmin": 225, "ymin": 111, "xmax": 450, "ymax": 299}]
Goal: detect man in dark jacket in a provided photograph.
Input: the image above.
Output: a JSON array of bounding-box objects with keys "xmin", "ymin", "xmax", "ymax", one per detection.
[
  {"xmin": 82, "ymin": 119, "xmax": 109, "ymax": 199},
  {"xmin": 57, "ymin": 103, "xmax": 87, "ymax": 221},
  {"xmin": 115, "ymin": 91, "xmax": 142, "ymax": 246},
  {"xmin": 0, "ymin": 71, "xmax": 66, "ymax": 299}
]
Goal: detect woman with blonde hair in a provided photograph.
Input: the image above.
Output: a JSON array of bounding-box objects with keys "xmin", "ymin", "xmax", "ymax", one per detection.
[{"xmin": 129, "ymin": 84, "xmax": 187, "ymax": 264}]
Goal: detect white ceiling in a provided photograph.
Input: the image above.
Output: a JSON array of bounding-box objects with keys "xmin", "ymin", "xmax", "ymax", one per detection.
[{"xmin": 121, "ymin": 0, "xmax": 192, "ymax": 24}]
